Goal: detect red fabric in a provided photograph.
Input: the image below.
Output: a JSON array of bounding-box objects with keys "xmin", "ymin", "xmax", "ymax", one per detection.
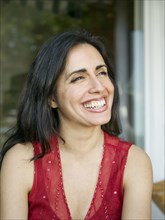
[{"xmin": 28, "ymin": 132, "xmax": 132, "ymax": 220}]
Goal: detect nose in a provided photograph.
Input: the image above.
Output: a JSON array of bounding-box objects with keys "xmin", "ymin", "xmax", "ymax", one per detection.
[{"xmin": 88, "ymin": 76, "xmax": 105, "ymax": 94}]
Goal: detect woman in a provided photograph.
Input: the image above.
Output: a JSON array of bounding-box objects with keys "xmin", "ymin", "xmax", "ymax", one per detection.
[{"xmin": 0, "ymin": 30, "xmax": 153, "ymax": 220}]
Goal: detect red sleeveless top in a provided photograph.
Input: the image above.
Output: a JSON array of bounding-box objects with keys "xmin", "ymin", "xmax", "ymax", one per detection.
[{"xmin": 28, "ymin": 132, "xmax": 132, "ymax": 220}]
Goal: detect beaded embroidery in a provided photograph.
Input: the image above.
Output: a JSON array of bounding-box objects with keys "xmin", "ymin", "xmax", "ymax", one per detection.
[{"xmin": 28, "ymin": 132, "xmax": 132, "ymax": 220}]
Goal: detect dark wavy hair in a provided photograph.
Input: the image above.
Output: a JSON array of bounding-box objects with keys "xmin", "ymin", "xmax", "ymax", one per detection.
[{"xmin": 0, "ymin": 30, "xmax": 121, "ymax": 166}]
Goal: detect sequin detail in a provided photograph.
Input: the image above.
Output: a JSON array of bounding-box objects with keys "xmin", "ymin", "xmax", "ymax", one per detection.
[{"xmin": 28, "ymin": 132, "xmax": 132, "ymax": 220}]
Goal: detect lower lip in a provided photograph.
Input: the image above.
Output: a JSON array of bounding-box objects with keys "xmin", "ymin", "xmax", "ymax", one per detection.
[{"xmin": 83, "ymin": 104, "xmax": 108, "ymax": 113}]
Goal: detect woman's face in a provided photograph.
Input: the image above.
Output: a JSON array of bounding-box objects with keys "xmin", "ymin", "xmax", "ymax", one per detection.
[{"xmin": 50, "ymin": 43, "xmax": 114, "ymax": 129}]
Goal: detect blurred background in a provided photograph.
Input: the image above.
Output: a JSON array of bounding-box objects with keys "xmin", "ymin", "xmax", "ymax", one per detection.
[{"xmin": 0, "ymin": 0, "xmax": 164, "ymax": 218}]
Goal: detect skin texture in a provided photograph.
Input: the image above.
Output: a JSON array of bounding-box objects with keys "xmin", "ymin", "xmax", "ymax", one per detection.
[
  {"xmin": 50, "ymin": 44, "xmax": 114, "ymax": 129},
  {"xmin": 0, "ymin": 44, "xmax": 153, "ymax": 220}
]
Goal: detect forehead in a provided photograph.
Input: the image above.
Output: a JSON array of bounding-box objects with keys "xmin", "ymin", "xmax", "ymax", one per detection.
[{"xmin": 64, "ymin": 43, "xmax": 105, "ymax": 71}]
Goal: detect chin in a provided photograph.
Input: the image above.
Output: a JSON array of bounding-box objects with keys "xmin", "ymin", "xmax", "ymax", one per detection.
[{"xmin": 92, "ymin": 117, "xmax": 111, "ymax": 126}]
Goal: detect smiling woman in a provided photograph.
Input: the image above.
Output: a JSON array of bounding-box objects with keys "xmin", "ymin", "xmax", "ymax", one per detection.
[
  {"xmin": 49, "ymin": 44, "xmax": 114, "ymax": 128},
  {"xmin": 0, "ymin": 30, "xmax": 153, "ymax": 220}
]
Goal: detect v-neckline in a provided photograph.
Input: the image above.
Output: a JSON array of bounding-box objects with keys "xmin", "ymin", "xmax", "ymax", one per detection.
[{"xmin": 56, "ymin": 140, "xmax": 105, "ymax": 220}]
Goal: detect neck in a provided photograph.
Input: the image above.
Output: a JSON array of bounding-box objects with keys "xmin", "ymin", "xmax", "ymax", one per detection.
[{"xmin": 58, "ymin": 125, "xmax": 104, "ymax": 154}]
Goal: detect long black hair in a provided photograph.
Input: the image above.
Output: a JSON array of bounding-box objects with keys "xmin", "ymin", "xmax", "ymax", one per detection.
[{"xmin": 0, "ymin": 30, "xmax": 121, "ymax": 166}]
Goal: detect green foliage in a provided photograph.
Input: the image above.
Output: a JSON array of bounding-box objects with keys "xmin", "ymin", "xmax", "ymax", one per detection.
[
  {"xmin": 0, "ymin": 1, "xmax": 82, "ymax": 61},
  {"xmin": 0, "ymin": 0, "xmax": 115, "ymax": 147},
  {"xmin": 0, "ymin": 0, "xmax": 115, "ymax": 115}
]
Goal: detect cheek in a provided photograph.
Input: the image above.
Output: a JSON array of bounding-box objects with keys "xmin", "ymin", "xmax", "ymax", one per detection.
[
  {"xmin": 65, "ymin": 86, "xmax": 85, "ymax": 100},
  {"xmin": 106, "ymin": 80, "xmax": 114, "ymax": 94},
  {"xmin": 56, "ymin": 87, "xmax": 81, "ymax": 107}
]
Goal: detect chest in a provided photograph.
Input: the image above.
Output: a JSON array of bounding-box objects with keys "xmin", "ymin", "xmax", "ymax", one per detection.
[
  {"xmin": 60, "ymin": 149, "xmax": 104, "ymax": 219},
  {"xmin": 29, "ymin": 136, "xmax": 130, "ymax": 220},
  {"xmin": 60, "ymin": 152, "xmax": 103, "ymax": 219}
]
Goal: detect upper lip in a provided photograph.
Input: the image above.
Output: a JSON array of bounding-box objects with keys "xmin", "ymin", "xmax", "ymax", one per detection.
[{"xmin": 82, "ymin": 97, "xmax": 107, "ymax": 105}]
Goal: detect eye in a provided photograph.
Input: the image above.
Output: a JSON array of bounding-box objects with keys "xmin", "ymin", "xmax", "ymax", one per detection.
[
  {"xmin": 71, "ymin": 76, "xmax": 85, "ymax": 83},
  {"xmin": 97, "ymin": 71, "xmax": 108, "ymax": 77}
]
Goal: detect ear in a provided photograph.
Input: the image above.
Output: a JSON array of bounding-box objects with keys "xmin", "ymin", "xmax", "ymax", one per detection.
[{"xmin": 48, "ymin": 98, "xmax": 58, "ymax": 108}]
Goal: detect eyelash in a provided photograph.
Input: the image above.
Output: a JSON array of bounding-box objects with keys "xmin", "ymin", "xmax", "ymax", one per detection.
[
  {"xmin": 71, "ymin": 76, "xmax": 84, "ymax": 83},
  {"xmin": 98, "ymin": 71, "xmax": 108, "ymax": 76},
  {"xmin": 70, "ymin": 71, "xmax": 108, "ymax": 83}
]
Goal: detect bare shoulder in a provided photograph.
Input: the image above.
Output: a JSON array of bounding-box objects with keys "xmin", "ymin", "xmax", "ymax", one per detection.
[
  {"xmin": 1, "ymin": 143, "xmax": 34, "ymax": 218},
  {"xmin": 122, "ymin": 146, "xmax": 153, "ymax": 218},
  {"xmin": 1, "ymin": 142, "xmax": 34, "ymax": 192},
  {"xmin": 124, "ymin": 144, "xmax": 153, "ymax": 187},
  {"xmin": 128, "ymin": 144, "xmax": 152, "ymax": 169},
  {"xmin": 1, "ymin": 142, "xmax": 34, "ymax": 170}
]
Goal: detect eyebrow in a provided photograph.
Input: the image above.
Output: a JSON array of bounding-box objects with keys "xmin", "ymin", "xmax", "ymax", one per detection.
[{"xmin": 66, "ymin": 64, "xmax": 107, "ymax": 78}]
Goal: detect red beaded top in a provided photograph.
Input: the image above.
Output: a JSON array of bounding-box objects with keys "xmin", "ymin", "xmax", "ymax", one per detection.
[{"xmin": 28, "ymin": 132, "xmax": 132, "ymax": 220}]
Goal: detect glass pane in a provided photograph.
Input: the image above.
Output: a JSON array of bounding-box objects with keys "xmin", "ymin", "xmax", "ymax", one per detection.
[{"xmin": 1, "ymin": 0, "xmax": 142, "ymax": 148}]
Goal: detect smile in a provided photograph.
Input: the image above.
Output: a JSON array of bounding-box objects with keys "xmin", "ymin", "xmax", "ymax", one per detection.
[{"xmin": 83, "ymin": 98, "xmax": 106, "ymax": 109}]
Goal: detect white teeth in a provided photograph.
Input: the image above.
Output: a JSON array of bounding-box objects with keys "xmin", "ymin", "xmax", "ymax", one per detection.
[{"xmin": 83, "ymin": 99, "xmax": 106, "ymax": 109}]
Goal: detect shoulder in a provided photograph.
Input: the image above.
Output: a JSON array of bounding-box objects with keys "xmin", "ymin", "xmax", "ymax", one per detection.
[
  {"xmin": 124, "ymin": 144, "xmax": 153, "ymax": 188},
  {"xmin": 122, "ymin": 145, "xmax": 153, "ymax": 218},
  {"xmin": 1, "ymin": 143, "xmax": 34, "ymax": 218},
  {"xmin": 1, "ymin": 142, "xmax": 34, "ymax": 192},
  {"xmin": 1, "ymin": 142, "xmax": 34, "ymax": 168},
  {"xmin": 127, "ymin": 145, "xmax": 152, "ymax": 170}
]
